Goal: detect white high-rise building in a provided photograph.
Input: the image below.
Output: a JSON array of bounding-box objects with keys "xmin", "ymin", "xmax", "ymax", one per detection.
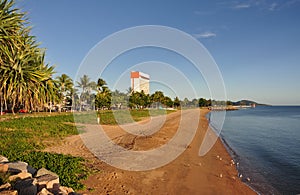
[{"xmin": 130, "ymin": 71, "xmax": 150, "ymax": 94}]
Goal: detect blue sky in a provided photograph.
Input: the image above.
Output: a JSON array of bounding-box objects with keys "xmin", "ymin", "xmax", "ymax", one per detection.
[{"xmin": 16, "ymin": 0, "xmax": 300, "ymax": 105}]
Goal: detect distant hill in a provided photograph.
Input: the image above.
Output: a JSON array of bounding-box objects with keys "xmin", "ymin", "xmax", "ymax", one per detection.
[{"xmin": 232, "ymin": 100, "xmax": 270, "ymax": 106}]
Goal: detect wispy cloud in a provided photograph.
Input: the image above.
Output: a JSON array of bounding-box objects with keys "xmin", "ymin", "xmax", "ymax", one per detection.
[
  {"xmin": 193, "ymin": 32, "xmax": 216, "ymax": 39},
  {"xmin": 269, "ymin": 3, "xmax": 278, "ymax": 11},
  {"xmin": 233, "ymin": 4, "xmax": 251, "ymax": 9},
  {"xmin": 229, "ymin": 1, "xmax": 300, "ymax": 12},
  {"xmin": 216, "ymin": 0, "xmax": 300, "ymax": 12},
  {"xmin": 283, "ymin": 0, "xmax": 300, "ymax": 8}
]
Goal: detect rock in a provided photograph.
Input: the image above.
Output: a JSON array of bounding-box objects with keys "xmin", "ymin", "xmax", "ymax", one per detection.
[
  {"xmin": 27, "ymin": 165, "xmax": 37, "ymax": 176},
  {"xmin": 68, "ymin": 192, "xmax": 82, "ymax": 195},
  {"xmin": 0, "ymin": 190, "xmax": 18, "ymax": 195},
  {"xmin": 37, "ymin": 188, "xmax": 54, "ymax": 195},
  {"xmin": 36, "ymin": 174, "xmax": 59, "ymax": 192},
  {"xmin": 0, "ymin": 183, "xmax": 11, "ymax": 191},
  {"xmin": 13, "ymin": 178, "xmax": 37, "ymax": 195},
  {"xmin": 8, "ymin": 161, "xmax": 28, "ymax": 174},
  {"xmin": 9, "ymin": 172, "xmax": 32, "ymax": 181},
  {"xmin": 58, "ymin": 186, "xmax": 74, "ymax": 195},
  {"xmin": 35, "ymin": 168, "xmax": 58, "ymax": 178},
  {"xmin": 0, "ymin": 156, "xmax": 9, "ymax": 163},
  {"xmin": 0, "ymin": 164, "xmax": 8, "ymax": 173}
]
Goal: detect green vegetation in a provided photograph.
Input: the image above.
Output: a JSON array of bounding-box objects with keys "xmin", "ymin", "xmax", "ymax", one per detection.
[
  {"xmin": 73, "ymin": 109, "xmax": 176, "ymax": 125},
  {"xmin": 0, "ymin": 114, "xmax": 86, "ymax": 189},
  {"xmin": 0, "ymin": 0, "xmax": 58, "ymax": 114},
  {"xmin": 0, "ymin": 109, "xmax": 174, "ymax": 188},
  {"xmin": 18, "ymin": 152, "xmax": 86, "ymax": 190}
]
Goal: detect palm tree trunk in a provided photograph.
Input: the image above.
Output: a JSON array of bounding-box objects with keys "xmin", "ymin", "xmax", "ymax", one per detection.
[{"xmin": 11, "ymin": 96, "xmax": 16, "ymax": 115}]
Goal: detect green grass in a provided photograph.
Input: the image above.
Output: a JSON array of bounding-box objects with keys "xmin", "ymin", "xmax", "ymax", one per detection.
[
  {"xmin": 0, "ymin": 114, "xmax": 85, "ymax": 189},
  {"xmin": 0, "ymin": 109, "xmax": 176, "ymax": 189},
  {"xmin": 74, "ymin": 109, "xmax": 176, "ymax": 125}
]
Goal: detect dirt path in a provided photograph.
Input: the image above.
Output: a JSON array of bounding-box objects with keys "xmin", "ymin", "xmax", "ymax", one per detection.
[{"xmin": 45, "ymin": 109, "xmax": 256, "ymax": 195}]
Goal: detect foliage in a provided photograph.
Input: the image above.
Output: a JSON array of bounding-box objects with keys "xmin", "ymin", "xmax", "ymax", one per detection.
[
  {"xmin": 0, "ymin": 172, "xmax": 10, "ymax": 185},
  {"xmin": 95, "ymin": 78, "xmax": 111, "ymax": 110},
  {"xmin": 198, "ymin": 98, "xmax": 211, "ymax": 107},
  {"xmin": 163, "ymin": 96, "xmax": 174, "ymax": 108},
  {"xmin": 76, "ymin": 75, "xmax": 96, "ymax": 111},
  {"xmin": 129, "ymin": 91, "xmax": 151, "ymax": 109},
  {"xmin": 0, "ymin": 114, "xmax": 88, "ymax": 190},
  {"xmin": 173, "ymin": 97, "xmax": 181, "ymax": 108},
  {"xmin": 151, "ymin": 91, "xmax": 165, "ymax": 104},
  {"xmin": 0, "ymin": 0, "xmax": 58, "ymax": 113},
  {"xmin": 56, "ymin": 74, "xmax": 74, "ymax": 109},
  {"xmin": 18, "ymin": 151, "xmax": 87, "ymax": 190},
  {"xmin": 198, "ymin": 98, "xmax": 229, "ymax": 107}
]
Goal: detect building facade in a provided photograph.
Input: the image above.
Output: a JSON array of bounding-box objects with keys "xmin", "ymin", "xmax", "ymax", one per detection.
[{"xmin": 130, "ymin": 71, "xmax": 150, "ymax": 94}]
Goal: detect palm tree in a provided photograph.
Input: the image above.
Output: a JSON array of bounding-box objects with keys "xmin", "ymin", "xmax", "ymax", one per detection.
[
  {"xmin": 56, "ymin": 74, "xmax": 73, "ymax": 110},
  {"xmin": 151, "ymin": 91, "xmax": 165, "ymax": 109},
  {"xmin": 76, "ymin": 75, "xmax": 96, "ymax": 111},
  {"xmin": 0, "ymin": 0, "xmax": 24, "ymax": 113},
  {"xmin": 97, "ymin": 78, "xmax": 107, "ymax": 92},
  {"xmin": 95, "ymin": 78, "xmax": 111, "ymax": 110},
  {"xmin": 0, "ymin": 0, "xmax": 58, "ymax": 114}
]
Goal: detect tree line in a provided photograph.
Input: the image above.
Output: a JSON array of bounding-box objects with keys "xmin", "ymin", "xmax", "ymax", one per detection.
[{"xmin": 73, "ymin": 74, "xmax": 182, "ymax": 111}]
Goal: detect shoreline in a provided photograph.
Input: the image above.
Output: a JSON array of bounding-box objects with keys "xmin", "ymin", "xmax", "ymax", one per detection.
[
  {"xmin": 218, "ymin": 134, "xmax": 261, "ymax": 195},
  {"xmin": 208, "ymin": 110, "xmax": 280, "ymax": 195},
  {"xmin": 45, "ymin": 108, "xmax": 256, "ymax": 194},
  {"xmin": 211, "ymin": 110, "xmax": 281, "ymax": 195}
]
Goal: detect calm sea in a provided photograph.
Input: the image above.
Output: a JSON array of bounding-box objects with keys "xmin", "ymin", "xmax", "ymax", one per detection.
[{"xmin": 210, "ymin": 106, "xmax": 300, "ymax": 195}]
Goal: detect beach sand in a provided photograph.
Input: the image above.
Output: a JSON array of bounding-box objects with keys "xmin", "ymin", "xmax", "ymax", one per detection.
[{"xmin": 45, "ymin": 109, "xmax": 256, "ymax": 195}]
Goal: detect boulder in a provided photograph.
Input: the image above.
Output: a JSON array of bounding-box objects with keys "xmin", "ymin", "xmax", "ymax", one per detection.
[
  {"xmin": 0, "ymin": 156, "xmax": 8, "ymax": 163},
  {"xmin": 0, "ymin": 183, "xmax": 11, "ymax": 191},
  {"xmin": 0, "ymin": 190, "xmax": 18, "ymax": 195},
  {"xmin": 68, "ymin": 192, "xmax": 83, "ymax": 195},
  {"xmin": 27, "ymin": 165, "xmax": 37, "ymax": 175},
  {"xmin": 37, "ymin": 188, "xmax": 54, "ymax": 195},
  {"xmin": 7, "ymin": 161, "xmax": 28, "ymax": 174},
  {"xmin": 9, "ymin": 172, "xmax": 32, "ymax": 181},
  {"xmin": 0, "ymin": 164, "xmax": 8, "ymax": 173},
  {"xmin": 36, "ymin": 174, "xmax": 59, "ymax": 192},
  {"xmin": 13, "ymin": 178, "xmax": 37, "ymax": 195},
  {"xmin": 58, "ymin": 186, "xmax": 74, "ymax": 195},
  {"xmin": 35, "ymin": 168, "xmax": 58, "ymax": 178}
]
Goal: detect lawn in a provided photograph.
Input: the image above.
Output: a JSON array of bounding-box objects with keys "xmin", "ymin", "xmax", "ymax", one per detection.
[
  {"xmin": 74, "ymin": 109, "xmax": 175, "ymax": 125},
  {"xmin": 0, "ymin": 109, "xmax": 176, "ymax": 189}
]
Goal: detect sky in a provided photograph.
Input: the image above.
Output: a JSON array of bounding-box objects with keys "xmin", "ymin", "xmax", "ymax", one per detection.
[{"xmin": 15, "ymin": 0, "xmax": 300, "ymax": 105}]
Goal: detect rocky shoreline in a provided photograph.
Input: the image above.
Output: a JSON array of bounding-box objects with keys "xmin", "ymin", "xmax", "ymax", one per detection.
[{"xmin": 0, "ymin": 155, "xmax": 82, "ymax": 195}]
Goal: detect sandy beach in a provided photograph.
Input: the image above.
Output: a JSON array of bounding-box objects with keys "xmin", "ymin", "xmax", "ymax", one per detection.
[{"xmin": 45, "ymin": 109, "xmax": 256, "ymax": 195}]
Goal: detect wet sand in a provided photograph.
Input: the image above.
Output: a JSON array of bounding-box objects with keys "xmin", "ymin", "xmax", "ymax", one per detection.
[{"xmin": 45, "ymin": 109, "xmax": 256, "ymax": 195}]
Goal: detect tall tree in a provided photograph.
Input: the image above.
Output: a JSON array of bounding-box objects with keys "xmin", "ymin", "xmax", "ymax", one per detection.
[
  {"xmin": 0, "ymin": 0, "xmax": 58, "ymax": 113},
  {"xmin": 151, "ymin": 91, "xmax": 165, "ymax": 109},
  {"xmin": 95, "ymin": 78, "xmax": 111, "ymax": 110},
  {"xmin": 56, "ymin": 74, "xmax": 73, "ymax": 109},
  {"xmin": 76, "ymin": 75, "xmax": 96, "ymax": 111},
  {"xmin": 173, "ymin": 97, "xmax": 181, "ymax": 108}
]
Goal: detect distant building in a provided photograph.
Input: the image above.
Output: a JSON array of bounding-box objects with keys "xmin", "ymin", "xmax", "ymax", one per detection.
[{"xmin": 130, "ymin": 71, "xmax": 150, "ymax": 94}]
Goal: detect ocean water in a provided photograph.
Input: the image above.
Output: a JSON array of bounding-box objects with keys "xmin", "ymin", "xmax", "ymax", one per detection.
[{"xmin": 210, "ymin": 106, "xmax": 300, "ymax": 195}]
